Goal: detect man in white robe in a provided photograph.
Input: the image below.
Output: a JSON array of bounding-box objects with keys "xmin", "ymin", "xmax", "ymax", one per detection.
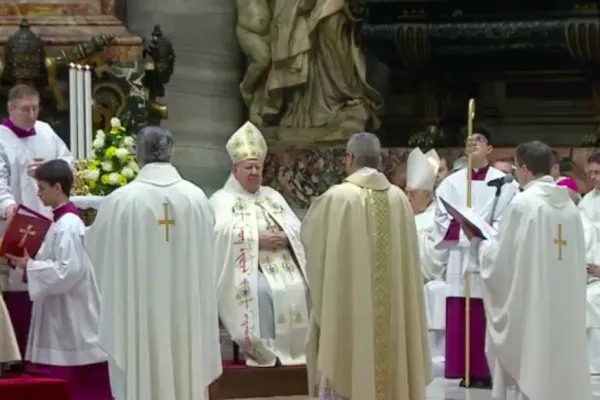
[
  {"xmin": 85, "ymin": 127, "xmax": 221, "ymax": 400},
  {"xmin": 405, "ymin": 147, "xmax": 448, "ymax": 375},
  {"xmin": 433, "ymin": 124, "xmax": 518, "ymax": 387},
  {"xmin": 463, "ymin": 140, "xmax": 591, "ymax": 400},
  {"xmin": 210, "ymin": 121, "xmax": 309, "ymax": 367},
  {"xmin": 0, "ymin": 84, "xmax": 73, "ymax": 366},
  {"xmin": 580, "ymin": 152, "xmax": 600, "ymax": 225}
]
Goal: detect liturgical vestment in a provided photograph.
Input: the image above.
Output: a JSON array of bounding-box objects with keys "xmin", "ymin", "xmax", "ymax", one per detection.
[
  {"xmin": 210, "ymin": 175, "xmax": 309, "ymax": 367},
  {"xmin": 302, "ymin": 169, "xmax": 431, "ymax": 400},
  {"xmin": 583, "ymin": 211, "xmax": 600, "ymax": 374},
  {"xmin": 85, "ymin": 163, "xmax": 222, "ymax": 400},
  {"xmin": 474, "ymin": 176, "xmax": 591, "ymax": 400},
  {"xmin": 580, "ymin": 189, "xmax": 600, "ymax": 227},
  {"xmin": 434, "ymin": 165, "xmax": 517, "ymax": 380},
  {"xmin": 0, "ymin": 120, "xmax": 73, "ymax": 357}
]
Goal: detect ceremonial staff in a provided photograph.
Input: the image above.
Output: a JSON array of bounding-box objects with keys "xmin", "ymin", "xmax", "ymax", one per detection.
[{"xmin": 464, "ymin": 98, "xmax": 476, "ymax": 388}]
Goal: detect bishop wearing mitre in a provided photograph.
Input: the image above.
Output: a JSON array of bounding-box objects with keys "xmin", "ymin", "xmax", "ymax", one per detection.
[
  {"xmin": 210, "ymin": 121, "xmax": 309, "ymax": 367},
  {"xmin": 405, "ymin": 147, "xmax": 448, "ymax": 375}
]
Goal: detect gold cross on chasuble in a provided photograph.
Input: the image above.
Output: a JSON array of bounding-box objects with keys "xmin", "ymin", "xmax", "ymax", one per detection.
[
  {"xmin": 554, "ymin": 224, "xmax": 567, "ymax": 261},
  {"xmin": 18, "ymin": 224, "xmax": 36, "ymax": 247},
  {"xmin": 158, "ymin": 202, "xmax": 175, "ymax": 241}
]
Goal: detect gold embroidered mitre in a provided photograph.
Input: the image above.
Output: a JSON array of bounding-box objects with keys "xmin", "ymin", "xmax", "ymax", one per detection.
[{"xmin": 226, "ymin": 121, "xmax": 268, "ymax": 164}]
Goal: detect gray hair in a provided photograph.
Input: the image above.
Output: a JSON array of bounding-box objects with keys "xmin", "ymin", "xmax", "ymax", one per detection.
[
  {"xmin": 453, "ymin": 156, "xmax": 467, "ymax": 171},
  {"xmin": 136, "ymin": 126, "xmax": 174, "ymax": 166},
  {"xmin": 346, "ymin": 132, "xmax": 381, "ymax": 169}
]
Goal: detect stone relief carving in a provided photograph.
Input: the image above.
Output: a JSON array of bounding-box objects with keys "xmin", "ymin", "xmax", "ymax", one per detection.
[{"xmin": 236, "ymin": 0, "xmax": 382, "ymax": 144}]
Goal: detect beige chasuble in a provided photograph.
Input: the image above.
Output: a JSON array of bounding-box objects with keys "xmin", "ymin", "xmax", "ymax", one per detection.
[
  {"xmin": 301, "ymin": 170, "xmax": 431, "ymax": 400},
  {"xmin": 0, "ymin": 294, "xmax": 20, "ymax": 363}
]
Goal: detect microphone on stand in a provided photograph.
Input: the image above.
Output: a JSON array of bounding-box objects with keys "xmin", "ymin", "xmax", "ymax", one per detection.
[{"xmin": 488, "ymin": 174, "xmax": 515, "ymax": 224}]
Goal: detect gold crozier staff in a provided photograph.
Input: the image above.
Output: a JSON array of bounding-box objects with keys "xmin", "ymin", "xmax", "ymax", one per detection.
[{"xmin": 464, "ymin": 98, "xmax": 476, "ymax": 388}]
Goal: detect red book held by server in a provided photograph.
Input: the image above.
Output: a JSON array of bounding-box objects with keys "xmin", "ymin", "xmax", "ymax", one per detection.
[{"xmin": 0, "ymin": 204, "xmax": 52, "ymax": 258}]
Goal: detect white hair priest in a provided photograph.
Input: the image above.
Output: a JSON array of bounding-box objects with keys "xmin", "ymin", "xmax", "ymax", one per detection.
[
  {"xmin": 85, "ymin": 126, "xmax": 222, "ymax": 400},
  {"xmin": 405, "ymin": 147, "xmax": 448, "ymax": 375},
  {"xmin": 210, "ymin": 121, "xmax": 309, "ymax": 367}
]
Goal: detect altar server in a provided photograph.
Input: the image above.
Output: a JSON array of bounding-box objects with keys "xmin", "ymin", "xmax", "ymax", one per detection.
[
  {"xmin": 0, "ymin": 84, "xmax": 74, "ymax": 358},
  {"xmin": 210, "ymin": 121, "xmax": 309, "ymax": 367},
  {"xmin": 580, "ymin": 152, "xmax": 600, "ymax": 225},
  {"xmin": 433, "ymin": 124, "xmax": 518, "ymax": 388},
  {"xmin": 6, "ymin": 159, "xmax": 110, "ymax": 400},
  {"xmin": 85, "ymin": 127, "xmax": 221, "ymax": 400},
  {"xmin": 464, "ymin": 140, "xmax": 591, "ymax": 400},
  {"xmin": 405, "ymin": 147, "xmax": 448, "ymax": 375},
  {"xmin": 302, "ymin": 132, "xmax": 431, "ymax": 400}
]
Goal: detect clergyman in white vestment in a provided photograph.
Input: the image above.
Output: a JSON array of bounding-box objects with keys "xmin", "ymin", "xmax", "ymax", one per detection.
[
  {"xmin": 580, "ymin": 152, "xmax": 600, "ymax": 226},
  {"xmin": 433, "ymin": 125, "xmax": 518, "ymax": 386},
  {"xmin": 6, "ymin": 160, "xmax": 110, "ymax": 400},
  {"xmin": 210, "ymin": 121, "xmax": 309, "ymax": 367},
  {"xmin": 560, "ymin": 177, "xmax": 600, "ymax": 380},
  {"xmin": 464, "ymin": 141, "xmax": 591, "ymax": 400},
  {"xmin": 405, "ymin": 147, "xmax": 448, "ymax": 375},
  {"xmin": 0, "ymin": 84, "xmax": 74, "ymax": 364},
  {"xmin": 85, "ymin": 127, "xmax": 222, "ymax": 400}
]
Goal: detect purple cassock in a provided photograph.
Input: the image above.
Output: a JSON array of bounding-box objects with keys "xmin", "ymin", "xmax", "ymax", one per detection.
[
  {"xmin": 444, "ymin": 165, "xmax": 491, "ymax": 381},
  {"xmin": 1, "ymin": 118, "xmax": 36, "ymax": 356}
]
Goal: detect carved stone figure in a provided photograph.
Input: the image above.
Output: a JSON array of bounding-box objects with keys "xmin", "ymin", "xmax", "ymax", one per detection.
[{"xmin": 236, "ymin": 0, "xmax": 382, "ymax": 143}]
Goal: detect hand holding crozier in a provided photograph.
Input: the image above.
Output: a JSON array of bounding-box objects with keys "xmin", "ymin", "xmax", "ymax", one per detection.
[{"xmin": 259, "ymin": 231, "xmax": 288, "ymax": 250}]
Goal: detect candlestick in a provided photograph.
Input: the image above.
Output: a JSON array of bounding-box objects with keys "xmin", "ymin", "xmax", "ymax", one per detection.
[
  {"xmin": 76, "ymin": 65, "xmax": 85, "ymax": 159},
  {"xmin": 84, "ymin": 65, "xmax": 93, "ymax": 159},
  {"xmin": 68, "ymin": 63, "xmax": 78, "ymax": 158}
]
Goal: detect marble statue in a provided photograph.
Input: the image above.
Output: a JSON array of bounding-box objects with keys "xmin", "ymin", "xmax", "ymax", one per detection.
[{"xmin": 236, "ymin": 0, "xmax": 382, "ymax": 143}]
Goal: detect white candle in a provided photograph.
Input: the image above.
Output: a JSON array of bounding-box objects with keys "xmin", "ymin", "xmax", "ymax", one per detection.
[
  {"xmin": 76, "ymin": 65, "xmax": 85, "ymax": 159},
  {"xmin": 84, "ymin": 66, "xmax": 93, "ymax": 159},
  {"xmin": 68, "ymin": 63, "xmax": 78, "ymax": 158}
]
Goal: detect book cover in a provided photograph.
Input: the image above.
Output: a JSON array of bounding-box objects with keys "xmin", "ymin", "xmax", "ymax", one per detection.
[{"xmin": 0, "ymin": 204, "xmax": 52, "ymax": 258}]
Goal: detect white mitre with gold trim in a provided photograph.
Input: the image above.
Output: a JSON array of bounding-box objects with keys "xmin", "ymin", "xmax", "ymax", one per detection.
[
  {"xmin": 226, "ymin": 121, "xmax": 268, "ymax": 164},
  {"xmin": 406, "ymin": 148, "xmax": 440, "ymax": 191}
]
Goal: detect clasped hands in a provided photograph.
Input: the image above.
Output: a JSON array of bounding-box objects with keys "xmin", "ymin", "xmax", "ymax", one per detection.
[
  {"xmin": 258, "ymin": 230, "xmax": 288, "ymax": 251},
  {"xmin": 588, "ymin": 263, "xmax": 600, "ymax": 278}
]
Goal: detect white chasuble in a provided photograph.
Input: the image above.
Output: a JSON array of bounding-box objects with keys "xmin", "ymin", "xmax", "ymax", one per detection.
[
  {"xmin": 211, "ymin": 176, "xmax": 309, "ymax": 367},
  {"xmin": 582, "ymin": 212, "xmax": 600, "ymax": 374},
  {"xmin": 434, "ymin": 166, "xmax": 518, "ymax": 298},
  {"xmin": 0, "ymin": 121, "xmax": 73, "ymax": 292}
]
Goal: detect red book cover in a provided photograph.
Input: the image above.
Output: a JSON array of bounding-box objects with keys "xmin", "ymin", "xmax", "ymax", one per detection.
[
  {"xmin": 0, "ymin": 204, "xmax": 52, "ymax": 258},
  {"xmin": 439, "ymin": 197, "xmax": 486, "ymax": 240}
]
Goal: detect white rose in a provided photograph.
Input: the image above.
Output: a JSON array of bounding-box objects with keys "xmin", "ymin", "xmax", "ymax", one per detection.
[
  {"xmin": 115, "ymin": 147, "xmax": 129, "ymax": 159},
  {"xmin": 95, "ymin": 129, "xmax": 105, "ymax": 140},
  {"xmin": 84, "ymin": 169, "xmax": 100, "ymax": 181},
  {"xmin": 121, "ymin": 167, "xmax": 135, "ymax": 178},
  {"xmin": 110, "ymin": 117, "xmax": 121, "ymax": 128},
  {"xmin": 128, "ymin": 160, "xmax": 140, "ymax": 172},
  {"xmin": 101, "ymin": 160, "xmax": 114, "ymax": 172},
  {"xmin": 92, "ymin": 138, "xmax": 105, "ymax": 149},
  {"xmin": 108, "ymin": 172, "xmax": 120, "ymax": 185},
  {"xmin": 123, "ymin": 136, "xmax": 135, "ymax": 147}
]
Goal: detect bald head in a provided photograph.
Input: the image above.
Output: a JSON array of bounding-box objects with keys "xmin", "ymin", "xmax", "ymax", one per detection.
[
  {"xmin": 136, "ymin": 126, "xmax": 174, "ymax": 166},
  {"xmin": 346, "ymin": 132, "xmax": 381, "ymax": 170}
]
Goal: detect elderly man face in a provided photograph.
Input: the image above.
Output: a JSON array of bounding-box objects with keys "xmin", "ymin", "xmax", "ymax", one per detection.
[
  {"xmin": 405, "ymin": 188, "xmax": 431, "ymax": 214},
  {"xmin": 233, "ymin": 159, "xmax": 263, "ymax": 193}
]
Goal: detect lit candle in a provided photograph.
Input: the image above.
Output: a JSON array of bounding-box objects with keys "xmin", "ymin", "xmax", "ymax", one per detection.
[
  {"xmin": 76, "ymin": 65, "xmax": 85, "ymax": 159},
  {"xmin": 84, "ymin": 65, "xmax": 93, "ymax": 159},
  {"xmin": 69, "ymin": 63, "xmax": 78, "ymax": 158}
]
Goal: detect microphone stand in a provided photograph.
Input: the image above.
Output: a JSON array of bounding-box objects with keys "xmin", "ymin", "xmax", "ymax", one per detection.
[{"xmin": 489, "ymin": 185, "xmax": 503, "ymax": 224}]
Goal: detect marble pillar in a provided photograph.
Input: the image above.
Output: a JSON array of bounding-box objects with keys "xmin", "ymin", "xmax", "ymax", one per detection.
[{"xmin": 125, "ymin": 0, "xmax": 243, "ymax": 195}]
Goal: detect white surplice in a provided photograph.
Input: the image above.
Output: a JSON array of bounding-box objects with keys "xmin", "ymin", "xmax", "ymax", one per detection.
[
  {"xmin": 210, "ymin": 175, "xmax": 309, "ymax": 367},
  {"xmin": 26, "ymin": 212, "xmax": 106, "ymax": 366},
  {"xmin": 583, "ymin": 211, "xmax": 600, "ymax": 374},
  {"xmin": 415, "ymin": 200, "xmax": 448, "ymax": 373},
  {"xmin": 434, "ymin": 166, "xmax": 517, "ymax": 298},
  {"xmin": 580, "ymin": 189, "xmax": 600, "ymax": 227},
  {"xmin": 472, "ymin": 176, "xmax": 591, "ymax": 400},
  {"xmin": 0, "ymin": 121, "xmax": 74, "ymax": 292},
  {"xmin": 85, "ymin": 163, "xmax": 222, "ymax": 400}
]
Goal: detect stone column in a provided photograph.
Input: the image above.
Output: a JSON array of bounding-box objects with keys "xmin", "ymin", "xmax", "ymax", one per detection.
[{"xmin": 125, "ymin": 0, "xmax": 243, "ymax": 195}]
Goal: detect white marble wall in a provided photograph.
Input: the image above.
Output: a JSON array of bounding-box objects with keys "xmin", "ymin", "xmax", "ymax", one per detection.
[{"xmin": 126, "ymin": 0, "xmax": 243, "ymax": 195}]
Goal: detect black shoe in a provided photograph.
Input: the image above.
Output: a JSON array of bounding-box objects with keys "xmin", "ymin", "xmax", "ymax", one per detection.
[
  {"xmin": 7, "ymin": 362, "xmax": 26, "ymax": 374},
  {"xmin": 459, "ymin": 378, "xmax": 492, "ymax": 389}
]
